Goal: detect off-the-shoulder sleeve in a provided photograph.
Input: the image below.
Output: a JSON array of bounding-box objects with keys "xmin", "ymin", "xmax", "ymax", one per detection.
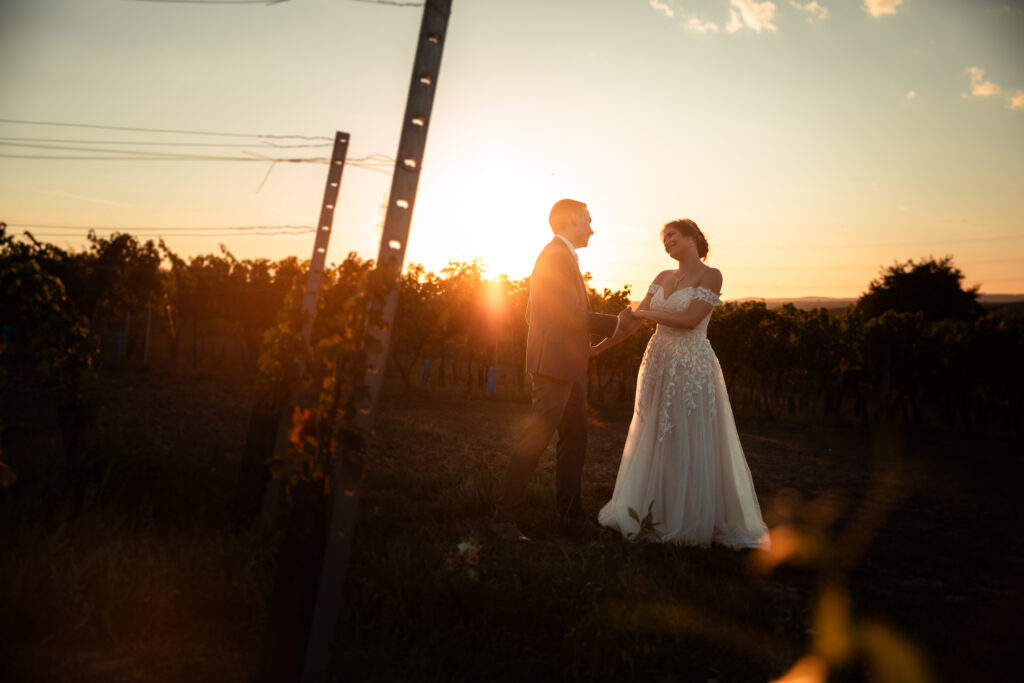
[
  {"xmin": 647, "ymin": 283, "xmax": 660, "ymax": 296},
  {"xmin": 693, "ymin": 286, "xmax": 722, "ymax": 307}
]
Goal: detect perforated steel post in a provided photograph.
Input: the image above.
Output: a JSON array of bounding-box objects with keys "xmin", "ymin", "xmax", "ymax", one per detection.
[
  {"xmin": 258, "ymin": 132, "xmax": 350, "ymax": 529},
  {"xmin": 301, "ymin": 3, "xmax": 453, "ymax": 681},
  {"xmin": 301, "ymin": 131, "xmax": 350, "ymax": 341},
  {"xmin": 358, "ymin": 0, "xmax": 452, "ymax": 431}
]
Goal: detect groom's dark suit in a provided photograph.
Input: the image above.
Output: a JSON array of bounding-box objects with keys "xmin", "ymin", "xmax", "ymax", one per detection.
[{"xmin": 495, "ymin": 237, "xmax": 619, "ymax": 521}]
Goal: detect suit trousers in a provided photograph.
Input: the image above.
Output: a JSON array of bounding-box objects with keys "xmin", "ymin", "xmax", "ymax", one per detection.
[{"xmin": 495, "ymin": 373, "xmax": 587, "ymax": 522}]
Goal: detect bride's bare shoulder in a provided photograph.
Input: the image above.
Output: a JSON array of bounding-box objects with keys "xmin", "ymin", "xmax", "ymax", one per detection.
[{"xmin": 700, "ymin": 267, "xmax": 723, "ymax": 294}]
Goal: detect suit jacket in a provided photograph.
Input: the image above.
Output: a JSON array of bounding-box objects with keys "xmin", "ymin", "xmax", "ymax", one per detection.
[{"xmin": 525, "ymin": 238, "xmax": 619, "ymax": 385}]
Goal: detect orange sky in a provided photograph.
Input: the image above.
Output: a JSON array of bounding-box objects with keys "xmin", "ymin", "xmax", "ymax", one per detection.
[{"xmin": 1, "ymin": 0, "xmax": 1022, "ymax": 300}]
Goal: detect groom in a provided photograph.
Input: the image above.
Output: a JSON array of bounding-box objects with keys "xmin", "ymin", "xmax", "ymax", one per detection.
[{"xmin": 490, "ymin": 199, "xmax": 624, "ymax": 541}]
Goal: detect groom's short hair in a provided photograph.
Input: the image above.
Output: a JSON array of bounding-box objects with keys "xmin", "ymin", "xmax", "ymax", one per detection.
[{"xmin": 549, "ymin": 199, "xmax": 587, "ymax": 235}]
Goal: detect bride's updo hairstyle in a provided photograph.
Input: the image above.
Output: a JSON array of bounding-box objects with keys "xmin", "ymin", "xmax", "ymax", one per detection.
[{"xmin": 662, "ymin": 218, "xmax": 709, "ymax": 261}]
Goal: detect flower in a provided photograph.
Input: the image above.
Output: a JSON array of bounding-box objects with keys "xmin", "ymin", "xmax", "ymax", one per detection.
[{"xmin": 443, "ymin": 536, "xmax": 483, "ymax": 578}]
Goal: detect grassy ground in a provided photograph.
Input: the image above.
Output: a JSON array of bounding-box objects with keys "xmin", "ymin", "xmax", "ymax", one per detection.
[
  {"xmin": 0, "ymin": 367, "xmax": 269, "ymax": 683},
  {"xmin": 1, "ymin": 369, "xmax": 1021, "ymax": 682}
]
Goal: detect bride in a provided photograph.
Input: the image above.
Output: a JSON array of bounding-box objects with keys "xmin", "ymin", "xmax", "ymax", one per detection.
[{"xmin": 592, "ymin": 219, "xmax": 769, "ymax": 549}]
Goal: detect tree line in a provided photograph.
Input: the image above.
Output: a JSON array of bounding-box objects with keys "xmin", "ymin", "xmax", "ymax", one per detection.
[{"xmin": 2, "ymin": 225, "xmax": 1021, "ymax": 439}]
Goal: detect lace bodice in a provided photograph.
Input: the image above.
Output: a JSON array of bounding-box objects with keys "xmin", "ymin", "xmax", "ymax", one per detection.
[
  {"xmin": 648, "ymin": 284, "xmax": 721, "ymax": 339},
  {"xmin": 637, "ymin": 284, "xmax": 724, "ymax": 439}
]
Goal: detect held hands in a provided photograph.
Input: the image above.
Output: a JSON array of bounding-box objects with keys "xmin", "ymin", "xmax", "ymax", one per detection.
[
  {"xmin": 618, "ymin": 306, "xmax": 646, "ymax": 332},
  {"xmin": 629, "ymin": 307, "xmax": 654, "ymax": 324},
  {"xmin": 593, "ymin": 307, "xmax": 638, "ymax": 357}
]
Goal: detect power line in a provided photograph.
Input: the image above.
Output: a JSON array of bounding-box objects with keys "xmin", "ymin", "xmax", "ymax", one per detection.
[
  {"xmin": 537, "ymin": 232, "xmax": 1024, "ymax": 270},
  {"xmin": 0, "ymin": 136, "xmax": 332, "ymax": 149},
  {"xmin": 0, "ymin": 151, "xmax": 391, "ymax": 174},
  {"xmin": 350, "ymin": 0, "xmax": 425, "ymax": 6},
  {"xmin": 0, "ymin": 140, "xmax": 331, "ymax": 162},
  {"xmin": 599, "ymin": 233, "xmax": 1024, "ymax": 251},
  {"xmin": 27, "ymin": 231, "xmax": 314, "ymax": 238},
  {"xmin": 126, "ymin": 1, "xmax": 289, "ymax": 4},
  {"xmin": 7, "ymin": 227, "xmax": 315, "ymax": 235},
  {"xmin": 0, "ymin": 117, "xmax": 331, "ymax": 141},
  {"xmin": 6, "ymin": 224, "xmax": 316, "ymax": 238},
  {"xmin": 0, "ymin": 138, "xmax": 394, "ymax": 174},
  {"xmin": 6, "ymin": 222, "xmax": 380, "ymax": 238},
  {"xmin": 716, "ymin": 234, "xmax": 1024, "ymax": 250},
  {"xmin": 0, "ymin": 153, "xmax": 329, "ymax": 163},
  {"xmin": 588, "ymin": 266, "xmax": 1024, "ymax": 291},
  {"xmin": 594, "ymin": 257, "xmax": 1022, "ymax": 271}
]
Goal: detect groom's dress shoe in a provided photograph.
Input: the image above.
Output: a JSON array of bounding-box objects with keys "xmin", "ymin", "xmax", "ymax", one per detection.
[{"xmin": 490, "ymin": 519, "xmax": 530, "ymax": 542}]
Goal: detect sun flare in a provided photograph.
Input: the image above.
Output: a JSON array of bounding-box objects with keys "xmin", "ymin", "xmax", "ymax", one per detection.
[{"xmin": 407, "ymin": 145, "xmax": 574, "ymax": 281}]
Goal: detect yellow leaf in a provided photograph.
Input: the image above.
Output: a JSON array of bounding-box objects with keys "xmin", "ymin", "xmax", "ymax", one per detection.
[
  {"xmin": 771, "ymin": 655, "xmax": 827, "ymax": 683},
  {"xmin": 859, "ymin": 620, "xmax": 932, "ymax": 683},
  {"xmin": 814, "ymin": 587, "xmax": 853, "ymax": 665}
]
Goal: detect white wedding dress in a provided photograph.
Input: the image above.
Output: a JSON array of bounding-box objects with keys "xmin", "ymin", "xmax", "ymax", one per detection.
[{"xmin": 598, "ymin": 284, "xmax": 770, "ymax": 549}]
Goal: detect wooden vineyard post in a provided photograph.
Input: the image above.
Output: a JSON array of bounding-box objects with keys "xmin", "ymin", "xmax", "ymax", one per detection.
[{"xmin": 300, "ymin": 2, "xmax": 453, "ymax": 681}]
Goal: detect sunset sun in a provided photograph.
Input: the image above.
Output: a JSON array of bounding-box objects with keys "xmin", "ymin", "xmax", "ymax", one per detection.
[{"xmin": 411, "ymin": 144, "xmax": 564, "ymax": 280}]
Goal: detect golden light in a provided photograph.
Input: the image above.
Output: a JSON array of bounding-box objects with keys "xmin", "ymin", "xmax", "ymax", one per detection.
[
  {"xmin": 410, "ymin": 140, "xmax": 565, "ymax": 281},
  {"xmin": 480, "ymin": 277, "xmax": 510, "ymax": 330},
  {"xmin": 749, "ymin": 524, "xmax": 806, "ymax": 573}
]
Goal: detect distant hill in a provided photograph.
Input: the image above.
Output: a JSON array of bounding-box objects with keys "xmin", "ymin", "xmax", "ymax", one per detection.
[
  {"xmin": 736, "ymin": 297, "xmax": 857, "ymax": 311},
  {"xmin": 977, "ymin": 294, "xmax": 1024, "ymax": 305},
  {"xmin": 684, "ymin": 294, "xmax": 1024, "ymax": 311}
]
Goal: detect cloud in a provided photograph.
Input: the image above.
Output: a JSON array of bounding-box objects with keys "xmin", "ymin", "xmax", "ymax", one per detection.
[
  {"xmin": 967, "ymin": 67, "xmax": 1001, "ymax": 97},
  {"xmin": 684, "ymin": 16, "xmax": 720, "ymax": 33},
  {"xmin": 789, "ymin": 1, "xmax": 829, "ymax": 22},
  {"xmin": 649, "ymin": 0, "xmax": 674, "ymax": 18},
  {"xmin": 863, "ymin": 0, "xmax": 903, "ymax": 17},
  {"xmin": 726, "ymin": 0, "xmax": 778, "ymax": 33},
  {"xmin": 726, "ymin": 10, "xmax": 744, "ymax": 32},
  {"xmin": 644, "ymin": 1, "xmax": 742, "ymax": 36},
  {"xmin": 964, "ymin": 67, "xmax": 1024, "ymax": 110}
]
